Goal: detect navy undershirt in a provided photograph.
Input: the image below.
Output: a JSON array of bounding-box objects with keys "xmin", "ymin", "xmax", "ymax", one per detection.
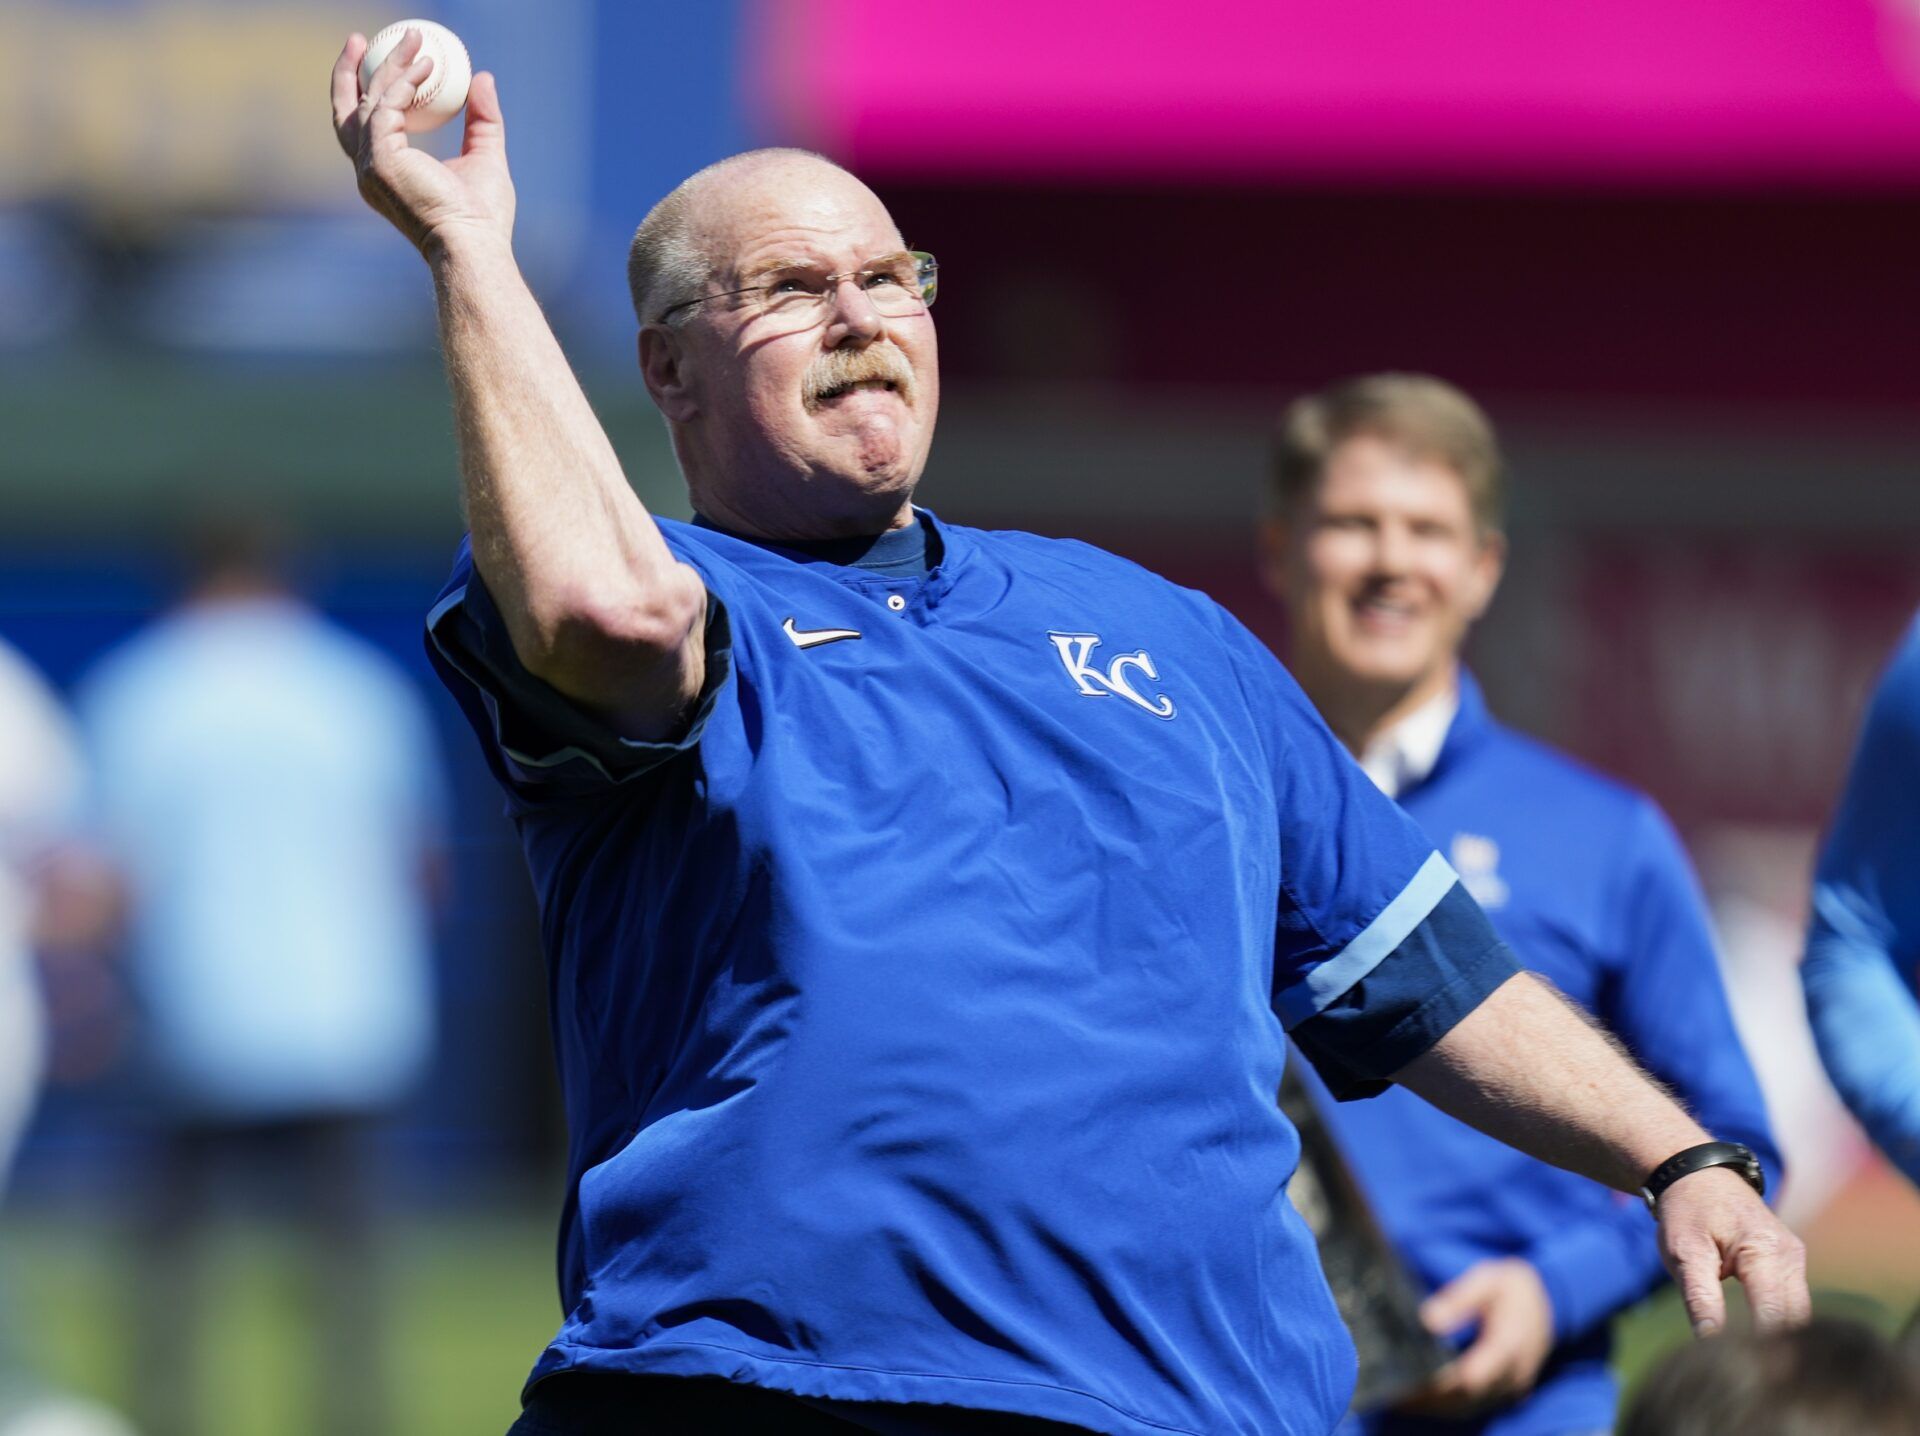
[{"xmin": 691, "ymin": 513, "xmax": 933, "ymax": 579}]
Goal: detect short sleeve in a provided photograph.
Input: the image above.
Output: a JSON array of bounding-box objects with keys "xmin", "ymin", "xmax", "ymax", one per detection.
[
  {"xmin": 1803, "ymin": 617, "xmax": 1920, "ymax": 1183},
  {"xmin": 1212, "ymin": 610, "xmax": 1519, "ymax": 1099},
  {"xmin": 1810, "ymin": 619, "xmax": 1920, "ymax": 972},
  {"xmin": 424, "ymin": 539, "xmax": 735, "ymax": 807}
]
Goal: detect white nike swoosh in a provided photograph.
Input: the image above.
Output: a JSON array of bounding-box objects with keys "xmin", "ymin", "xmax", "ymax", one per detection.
[{"xmin": 782, "ymin": 617, "xmax": 863, "ymax": 649}]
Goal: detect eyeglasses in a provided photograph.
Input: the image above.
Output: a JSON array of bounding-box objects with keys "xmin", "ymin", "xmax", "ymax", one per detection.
[{"xmin": 655, "ymin": 250, "xmax": 938, "ymax": 331}]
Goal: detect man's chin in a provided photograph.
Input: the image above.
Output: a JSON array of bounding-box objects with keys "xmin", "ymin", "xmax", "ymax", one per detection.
[
  {"xmin": 797, "ymin": 457, "xmax": 923, "ymax": 525},
  {"xmin": 816, "ymin": 431, "xmax": 926, "ymax": 494},
  {"xmin": 1330, "ymin": 648, "xmax": 1445, "ymax": 693}
]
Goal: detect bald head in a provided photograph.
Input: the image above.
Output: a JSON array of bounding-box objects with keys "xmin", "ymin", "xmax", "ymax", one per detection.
[{"xmin": 627, "ymin": 148, "xmax": 892, "ymax": 329}]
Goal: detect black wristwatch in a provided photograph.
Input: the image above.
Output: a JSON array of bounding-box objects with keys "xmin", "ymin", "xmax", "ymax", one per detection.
[{"xmin": 1640, "ymin": 1141, "xmax": 1766, "ymax": 1213}]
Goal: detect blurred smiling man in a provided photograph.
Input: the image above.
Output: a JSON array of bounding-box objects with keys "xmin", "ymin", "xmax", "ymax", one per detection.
[
  {"xmin": 1268, "ymin": 381, "xmax": 1505, "ymax": 791},
  {"xmin": 334, "ymin": 32, "xmax": 1804, "ymax": 1436},
  {"xmin": 1262, "ymin": 375, "xmax": 1783, "ymax": 1436}
]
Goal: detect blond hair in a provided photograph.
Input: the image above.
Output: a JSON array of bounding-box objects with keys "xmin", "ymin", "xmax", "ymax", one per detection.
[{"xmin": 1272, "ymin": 374, "xmax": 1504, "ymax": 531}]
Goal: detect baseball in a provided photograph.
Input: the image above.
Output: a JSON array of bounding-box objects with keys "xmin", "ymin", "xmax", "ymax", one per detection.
[{"xmin": 360, "ymin": 19, "xmax": 472, "ymax": 133}]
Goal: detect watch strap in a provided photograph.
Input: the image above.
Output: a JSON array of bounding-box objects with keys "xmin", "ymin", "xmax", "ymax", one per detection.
[{"xmin": 1640, "ymin": 1141, "xmax": 1766, "ymax": 1212}]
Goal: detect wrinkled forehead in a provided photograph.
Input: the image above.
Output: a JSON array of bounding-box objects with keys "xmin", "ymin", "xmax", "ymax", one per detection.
[{"xmin": 691, "ymin": 161, "xmax": 906, "ymax": 280}]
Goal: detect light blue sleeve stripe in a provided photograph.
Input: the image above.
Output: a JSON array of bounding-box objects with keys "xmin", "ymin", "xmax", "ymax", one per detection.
[
  {"xmin": 425, "ymin": 584, "xmax": 466, "ymax": 632},
  {"xmin": 1276, "ymin": 851, "xmax": 1461, "ymax": 1028}
]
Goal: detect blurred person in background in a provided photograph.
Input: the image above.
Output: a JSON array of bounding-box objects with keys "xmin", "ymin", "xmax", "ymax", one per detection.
[
  {"xmin": 1260, "ymin": 374, "xmax": 1782, "ymax": 1436},
  {"xmin": 1801, "ymin": 613, "xmax": 1920, "ymax": 1190},
  {"xmin": 0, "ymin": 636, "xmax": 82, "ymax": 1213},
  {"xmin": 0, "ymin": 638, "xmax": 139, "ymax": 1436},
  {"xmin": 335, "ymin": 32, "xmax": 1805, "ymax": 1436},
  {"xmin": 0, "ymin": 638, "xmax": 83, "ymax": 1382},
  {"xmin": 76, "ymin": 514, "xmax": 449, "ymax": 1436},
  {"xmin": 1616, "ymin": 1315, "xmax": 1920, "ymax": 1436}
]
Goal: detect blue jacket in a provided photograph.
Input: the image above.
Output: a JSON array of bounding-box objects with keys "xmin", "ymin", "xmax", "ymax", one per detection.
[
  {"xmin": 427, "ymin": 517, "xmax": 1518, "ymax": 1436},
  {"xmin": 1328, "ymin": 673, "xmax": 1781, "ymax": 1436},
  {"xmin": 1804, "ymin": 613, "xmax": 1920, "ymax": 1187}
]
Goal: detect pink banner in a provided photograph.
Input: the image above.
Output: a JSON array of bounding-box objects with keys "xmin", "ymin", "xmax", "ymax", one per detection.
[{"xmin": 753, "ymin": 0, "xmax": 1920, "ymax": 183}]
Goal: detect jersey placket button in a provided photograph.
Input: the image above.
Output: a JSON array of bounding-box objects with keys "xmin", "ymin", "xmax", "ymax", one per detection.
[{"xmin": 886, "ymin": 594, "xmax": 907, "ymax": 613}]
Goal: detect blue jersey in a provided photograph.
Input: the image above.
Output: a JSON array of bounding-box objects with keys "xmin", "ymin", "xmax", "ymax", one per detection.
[
  {"xmin": 1324, "ymin": 675, "xmax": 1779, "ymax": 1436},
  {"xmin": 1805, "ymin": 613, "xmax": 1920, "ymax": 1187},
  {"xmin": 427, "ymin": 511, "xmax": 1517, "ymax": 1436}
]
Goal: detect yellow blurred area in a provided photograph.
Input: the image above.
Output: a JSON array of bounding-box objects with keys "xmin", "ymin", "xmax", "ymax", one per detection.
[{"xmin": 0, "ymin": 2, "xmax": 386, "ymax": 218}]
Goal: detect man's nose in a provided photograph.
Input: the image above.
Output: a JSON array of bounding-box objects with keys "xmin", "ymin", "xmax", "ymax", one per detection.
[
  {"xmin": 1370, "ymin": 521, "xmax": 1415, "ymax": 574},
  {"xmin": 822, "ymin": 278, "xmax": 886, "ymax": 347}
]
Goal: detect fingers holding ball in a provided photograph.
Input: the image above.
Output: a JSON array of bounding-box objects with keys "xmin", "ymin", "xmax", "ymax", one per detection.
[{"xmin": 360, "ymin": 20, "xmax": 472, "ymax": 133}]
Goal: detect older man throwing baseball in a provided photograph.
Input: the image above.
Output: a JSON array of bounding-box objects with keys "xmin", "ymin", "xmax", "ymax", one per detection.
[{"xmin": 333, "ymin": 31, "xmax": 1807, "ymax": 1436}]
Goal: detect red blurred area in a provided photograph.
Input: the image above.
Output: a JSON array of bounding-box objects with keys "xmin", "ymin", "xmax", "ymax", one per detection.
[{"xmin": 877, "ymin": 184, "xmax": 1920, "ymax": 408}]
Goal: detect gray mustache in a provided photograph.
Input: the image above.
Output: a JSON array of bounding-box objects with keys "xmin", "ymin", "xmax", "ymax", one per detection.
[{"xmin": 803, "ymin": 345, "xmax": 915, "ymax": 411}]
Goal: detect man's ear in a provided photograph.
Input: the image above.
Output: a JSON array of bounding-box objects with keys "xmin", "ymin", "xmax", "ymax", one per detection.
[
  {"xmin": 639, "ymin": 325, "xmax": 699, "ymax": 423},
  {"xmin": 1466, "ymin": 527, "xmax": 1509, "ymax": 622},
  {"xmin": 1258, "ymin": 512, "xmax": 1293, "ymax": 604}
]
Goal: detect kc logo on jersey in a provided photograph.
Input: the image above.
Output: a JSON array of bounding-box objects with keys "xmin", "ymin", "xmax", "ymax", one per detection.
[
  {"xmin": 1048, "ymin": 633, "xmax": 1177, "ymax": 719},
  {"xmin": 1451, "ymin": 832, "xmax": 1510, "ymax": 910}
]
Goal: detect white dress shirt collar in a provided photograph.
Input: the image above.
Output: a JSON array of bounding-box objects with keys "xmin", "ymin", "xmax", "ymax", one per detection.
[{"xmin": 1355, "ymin": 684, "xmax": 1461, "ymax": 800}]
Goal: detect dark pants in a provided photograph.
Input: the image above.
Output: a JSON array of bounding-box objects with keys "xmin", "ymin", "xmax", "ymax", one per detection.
[
  {"xmin": 130, "ymin": 1113, "xmax": 387, "ymax": 1436},
  {"xmin": 508, "ymin": 1374, "xmax": 1096, "ymax": 1435}
]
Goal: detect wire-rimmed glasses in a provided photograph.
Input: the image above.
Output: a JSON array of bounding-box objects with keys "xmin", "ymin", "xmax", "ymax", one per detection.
[{"xmin": 655, "ymin": 250, "xmax": 937, "ymax": 333}]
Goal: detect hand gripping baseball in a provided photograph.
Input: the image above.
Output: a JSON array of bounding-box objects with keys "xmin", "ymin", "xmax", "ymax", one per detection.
[{"xmin": 331, "ymin": 29, "xmax": 515, "ymax": 255}]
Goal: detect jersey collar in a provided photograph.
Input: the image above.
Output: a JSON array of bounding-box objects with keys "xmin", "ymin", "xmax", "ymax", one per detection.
[
  {"xmin": 1357, "ymin": 685, "xmax": 1459, "ymax": 799},
  {"xmin": 681, "ymin": 505, "xmax": 969, "ymax": 608},
  {"xmin": 1412, "ymin": 667, "xmax": 1495, "ymax": 797}
]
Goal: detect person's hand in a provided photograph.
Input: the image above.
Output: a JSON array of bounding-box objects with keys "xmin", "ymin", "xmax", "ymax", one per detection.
[
  {"xmin": 329, "ymin": 29, "xmax": 515, "ymax": 256},
  {"xmin": 1394, "ymin": 1258, "xmax": 1555, "ymax": 1417},
  {"xmin": 1655, "ymin": 1166, "xmax": 1809, "ymax": 1336}
]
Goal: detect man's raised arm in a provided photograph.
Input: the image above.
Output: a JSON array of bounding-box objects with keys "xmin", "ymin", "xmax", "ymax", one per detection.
[
  {"xmin": 1393, "ymin": 971, "xmax": 1808, "ymax": 1338},
  {"xmin": 330, "ymin": 30, "xmax": 705, "ymax": 740}
]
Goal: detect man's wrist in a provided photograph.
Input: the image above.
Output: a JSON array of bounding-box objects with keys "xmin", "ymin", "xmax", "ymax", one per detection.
[
  {"xmin": 1640, "ymin": 1141, "xmax": 1766, "ymax": 1212},
  {"xmin": 425, "ymin": 222, "xmax": 515, "ymax": 275}
]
